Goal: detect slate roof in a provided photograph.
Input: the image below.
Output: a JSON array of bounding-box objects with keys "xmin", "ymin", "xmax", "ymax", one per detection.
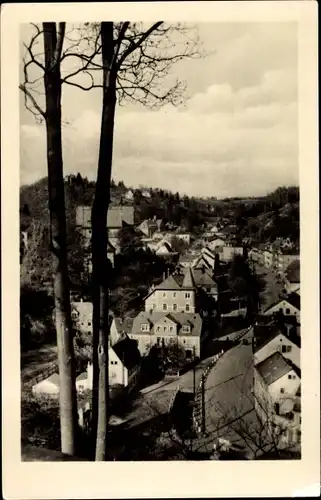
[
  {"xmin": 44, "ymin": 373, "xmax": 60, "ymax": 387},
  {"xmin": 76, "ymin": 372, "xmax": 88, "ymax": 382},
  {"xmin": 112, "ymin": 337, "xmax": 141, "ymax": 369},
  {"xmin": 286, "ymin": 292, "xmax": 300, "ymax": 310},
  {"xmin": 264, "ymin": 294, "xmax": 300, "ymax": 313},
  {"xmin": 182, "ymin": 267, "xmax": 196, "ymax": 288},
  {"xmin": 132, "ymin": 311, "xmax": 203, "ymax": 337},
  {"xmin": 113, "ymin": 317, "xmax": 134, "ymax": 335},
  {"xmin": 254, "ymin": 327, "xmax": 300, "ymax": 353},
  {"xmin": 190, "ymin": 268, "xmax": 217, "ymax": 288},
  {"xmin": 255, "ymin": 352, "xmax": 292, "ymax": 386}
]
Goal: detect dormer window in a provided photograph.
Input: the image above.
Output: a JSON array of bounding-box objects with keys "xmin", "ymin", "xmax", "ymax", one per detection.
[
  {"xmin": 185, "ymin": 292, "xmax": 191, "ymax": 299},
  {"xmin": 141, "ymin": 323, "xmax": 150, "ymax": 332},
  {"xmin": 182, "ymin": 325, "xmax": 191, "ymax": 333}
]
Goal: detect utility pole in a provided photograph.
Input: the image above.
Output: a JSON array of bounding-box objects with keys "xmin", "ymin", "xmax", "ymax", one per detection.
[
  {"xmin": 193, "ymin": 345, "xmax": 196, "ymax": 402},
  {"xmin": 201, "ymin": 373, "xmax": 206, "ymax": 434}
]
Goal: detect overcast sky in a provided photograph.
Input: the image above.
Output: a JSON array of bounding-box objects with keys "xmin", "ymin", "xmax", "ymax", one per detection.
[{"xmin": 20, "ymin": 22, "xmax": 298, "ymax": 198}]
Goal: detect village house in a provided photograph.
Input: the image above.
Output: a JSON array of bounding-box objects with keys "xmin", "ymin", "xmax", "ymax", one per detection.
[
  {"xmin": 206, "ymin": 237, "xmax": 226, "ymax": 252},
  {"xmin": 76, "ymin": 204, "xmax": 135, "ymax": 251},
  {"xmin": 128, "ymin": 310, "xmax": 205, "ymax": 357},
  {"xmin": 71, "ymin": 300, "xmax": 93, "ymax": 335},
  {"xmin": 263, "ymin": 293, "xmax": 300, "ymax": 324},
  {"xmin": 219, "ymin": 244, "xmax": 244, "ymax": 263},
  {"xmin": 254, "ymin": 352, "xmax": 301, "ymax": 451},
  {"xmin": 110, "ymin": 317, "xmax": 134, "ymax": 346},
  {"xmin": 124, "ymin": 189, "xmax": 134, "ymax": 201},
  {"xmin": 137, "ymin": 218, "xmax": 158, "ymax": 238},
  {"xmin": 178, "ymin": 251, "xmax": 198, "ymax": 268},
  {"xmin": 254, "ymin": 328, "xmax": 300, "ymax": 369},
  {"xmin": 155, "ymin": 240, "xmax": 177, "ymax": 257},
  {"xmin": 174, "ymin": 230, "xmax": 192, "ymax": 245},
  {"xmin": 190, "ymin": 268, "xmax": 219, "ymax": 301},
  {"xmin": 144, "ymin": 269, "xmax": 197, "ymax": 314},
  {"xmin": 109, "ymin": 337, "xmax": 141, "ymax": 392}
]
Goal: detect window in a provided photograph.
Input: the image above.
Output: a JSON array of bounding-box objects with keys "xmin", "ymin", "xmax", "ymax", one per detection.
[
  {"xmin": 163, "ymin": 292, "xmax": 167, "ymax": 298},
  {"xmin": 88, "ymin": 322, "xmax": 91, "ymax": 327},
  {"xmin": 141, "ymin": 323, "xmax": 149, "ymax": 332},
  {"xmin": 279, "ymin": 308, "xmax": 283, "ymax": 313},
  {"xmin": 286, "ymin": 308, "xmax": 290, "ymax": 314},
  {"xmin": 173, "ymin": 304, "xmax": 177, "ymax": 311},
  {"xmin": 173, "ymin": 292, "xmax": 177, "ymax": 298},
  {"xmin": 280, "ymin": 388, "xmax": 284, "ymax": 393},
  {"xmin": 163, "ymin": 304, "xmax": 167, "ymax": 311},
  {"xmin": 164, "ymin": 327, "xmax": 167, "ymax": 333},
  {"xmin": 152, "ymin": 303, "xmax": 156, "ymax": 309},
  {"xmin": 282, "ymin": 345, "xmax": 287, "ymax": 353},
  {"xmin": 114, "ymin": 361, "xmax": 118, "ymax": 365},
  {"xmin": 185, "ymin": 304, "xmax": 190, "ymax": 312},
  {"xmin": 288, "ymin": 374, "xmax": 292, "ymax": 379},
  {"xmin": 185, "ymin": 292, "xmax": 191, "ymax": 299},
  {"xmin": 182, "ymin": 325, "xmax": 191, "ymax": 333},
  {"xmin": 169, "ymin": 327, "xmax": 174, "ymax": 332},
  {"xmin": 156, "ymin": 326, "xmax": 161, "ymax": 332},
  {"xmin": 111, "ymin": 361, "xmax": 114, "ymax": 365},
  {"xmin": 274, "ymin": 403, "xmax": 280, "ymax": 415}
]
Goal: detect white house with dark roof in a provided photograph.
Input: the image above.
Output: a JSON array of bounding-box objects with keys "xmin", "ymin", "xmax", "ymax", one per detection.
[
  {"xmin": 254, "ymin": 352, "xmax": 301, "ymax": 450},
  {"xmin": 128, "ymin": 311, "xmax": 204, "ymax": 357},
  {"xmin": 254, "ymin": 329, "xmax": 300, "ymax": 369},
  {"xmin": 263, "ymin": 293, "xmax": 300, "ymax": 324},
  {"xmin": 144, "ymin": 268, "xmax": 196, "ymax": 314},
  {"xmin": 109, "ymin": 337, "xmax": 141, "ymax": 391}
]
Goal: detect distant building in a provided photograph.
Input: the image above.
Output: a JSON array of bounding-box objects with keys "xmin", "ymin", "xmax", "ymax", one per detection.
[
  {"xmin": 219, "ymin": 245, "xmax": 243, "ymax": 263},
  {"xmin": 32, "ymin": 373, "xmax": 61, "ymax": 396},
  {"xmin": 124, "ymin": 189, "xmax": 134, "ymax": 200},
  {"xmin": 71, "ymin": 300, "xmax": 93, "ymax": 335},
  {"xmin": 155, "ymin": 240, "xmax": 177, "ymax": 257},
  {"xmin": 142, "ymin": 189, "xmax": 151, "ymax": 199},
  {"xmin": 138, "ymin": 218, "xmax": 158, "ymax": 238},
  {"xmin": 276, "ymin": 252, "xmax": 300, "ymax": 272},
  {"xmin": 109, "ymin": 337, "xmax": 141, "ymax": 391}
]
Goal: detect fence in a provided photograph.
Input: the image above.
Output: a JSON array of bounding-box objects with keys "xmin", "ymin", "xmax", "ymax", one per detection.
[{"xmin": 22, "ymin": 360, "xmax": 59, "ymax": 390}]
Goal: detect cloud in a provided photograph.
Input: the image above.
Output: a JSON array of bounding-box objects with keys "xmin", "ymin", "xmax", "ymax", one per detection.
[{"xmin": 20, "ymin": 22, "xmax": 298, "ymax": 197}]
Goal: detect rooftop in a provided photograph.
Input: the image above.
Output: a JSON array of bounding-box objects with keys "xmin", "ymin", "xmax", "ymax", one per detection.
[
  {"xmin": 255, "ymin": 352, "xmax": 292, "ymax": 386},
  {"xmin": 132, "ymin": 311, "xmax": 203, "ymax": 337},
  {"xmin": 112, "ymin": 337, "xmax": 141, "ymax": 369}
]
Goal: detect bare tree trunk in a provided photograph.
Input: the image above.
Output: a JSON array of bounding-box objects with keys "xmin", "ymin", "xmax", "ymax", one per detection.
[
  {"xmin": 91, "ymin": 22, "xmax": 116, "ymax": 461},
  {"xmin": 43, "ymin": 22, "xmax": 78, "ymax": 455}
]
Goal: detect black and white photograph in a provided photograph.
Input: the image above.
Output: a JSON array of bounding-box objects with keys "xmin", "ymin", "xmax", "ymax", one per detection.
[{"xmin": 1, "ymin": 1, "xmax": 319, "ymax": 498}]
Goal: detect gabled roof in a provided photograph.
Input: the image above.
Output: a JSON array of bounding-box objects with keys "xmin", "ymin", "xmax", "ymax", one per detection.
[
  {"xmin": 264, "ymin": 294, "xmax": 300, "ymax": 313},
  {"xmin": 132, "ymin": 311, "xmax": 203, "ymax": 337},
  {"xmin": 254, "ymin": 327, "xmax": 299, "ymax": 353},
  {"xmin": 191, "ymin": 268, "xmax": 217, "ymax": 288},
  {"xmin": 255, "ymin": 352, "xmax": 292, "ymax": 386},
  {"xmin": 112, "ymin": 337, "xmax": 141, "ymax": 369},
  {"xmin": 182, "ymin": 267, "xmax": 196, "ymax": 289},
  {"xmin": 43, "ymin": 373, "xmax": 60, "ymax": 387},
  {"xmin": 286, "ymin": 292, "xmax": 300, "ymax": 310},
  {"xmin": 113, "ymin": 317, "xmax": 134, "ymax": 335},
  {"xmin": 154, "ymin": 274, "xmax": 181, "ymax": 291},
  {"xmin": 76, "ymin": 372, "xmax": 88, "ymax": 382}
]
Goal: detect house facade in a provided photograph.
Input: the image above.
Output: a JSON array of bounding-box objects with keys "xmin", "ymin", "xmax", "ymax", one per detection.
[
  {"xmin": 109, "ymin": 337, "xmax": 141, "ymax": 392},
  {"xmin": 263, "ymin": 296, "xmax": 300, "ymax": 324},
  {"xmin": 128, "ymin": 310, "xmax": 204, "ymax": 357},
  {"xmin": 219, "ymin": 245, "xmax": 243, "ymax": 263},
  {"xmin": 144, "ymin": 272, "xmax": 196, "ymax": 314},
  {"xmin": 254, "ymin": 331, "xmax": 300, "ymax": 369},
  {"xmin": 254, "ymin": 352, "xmax": 301, "ymax": 451}
]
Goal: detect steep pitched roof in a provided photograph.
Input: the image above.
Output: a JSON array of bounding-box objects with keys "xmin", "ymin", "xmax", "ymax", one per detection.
[
  {"xmin": 264, "ymin": 294, "xmax": 300, "ymax": 313},
  {"xmin": 112, "ymin": 337, "xmax": 141, "ymax": 369},
  {"xmin": 182, "ymin": 267, "xmax": 196, "ymax": 289},
  {"xmin": 44, "ymin": 373, "xmax": 60, "ymax": 387},
  {"xmin": 191, "ymin": 268, "xmax": 217, "ymax": 288},
  {"xmin": 76, "ymin": 372, "xmax": 88, "ymax": 382},
  {"xmin": 154, "ymin": 274, "xmax": 182, "ymax": 291},
  {"xmin": 286, "ymin": 292, "xmax": 300, "ymax": 310},
  {"xmin": 132, "ymin": 311, "xmax": 203, "ymax": 337},
  {"xmin": 113, "ymin": 317, "xmax": 134, "ymax": 335},
  {"xmin": 254, "ymin": 327, "xmax": 299, "ymax": 353},
  {"xmin": 255, "ymin": 352, "xmax": 292, "ymax": 386}
]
